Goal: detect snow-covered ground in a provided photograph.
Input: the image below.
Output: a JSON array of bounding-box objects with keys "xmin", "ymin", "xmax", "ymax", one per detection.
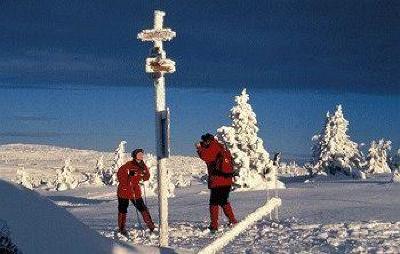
[
  {"xmin": 0, "ymin": 179, "xmax": 168, "ymax": 254},
  {"xmin": 1, "ymin": 144, "xmax": 400, "ymax": 253}
]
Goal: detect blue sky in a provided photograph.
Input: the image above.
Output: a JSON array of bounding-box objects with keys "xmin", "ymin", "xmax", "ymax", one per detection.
[{"xmin": 0, "ymin": 1, "xmax": 399, "ymax": 162}]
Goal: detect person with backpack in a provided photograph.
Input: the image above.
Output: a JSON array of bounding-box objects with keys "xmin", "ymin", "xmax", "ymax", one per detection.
[
  {"xmin": 196, "ymin": 133, "xmax": 238, "ymax": 232},
  {"xmin": 117, "ymin": 149, "xmax": 155, "ymax": 235}
]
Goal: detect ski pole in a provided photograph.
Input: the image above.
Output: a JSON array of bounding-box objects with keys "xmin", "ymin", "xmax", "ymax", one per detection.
[{"xmin": 142, "ymin": 180, "xmax": 148, "ymax": 206}]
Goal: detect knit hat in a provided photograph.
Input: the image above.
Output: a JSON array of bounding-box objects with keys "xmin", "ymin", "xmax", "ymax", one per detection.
[
  {"xmin": 201, "ymin": 133, "xmax": 214, "ymax": 142},
  {"xmin": 131, "ymin": 149, "xmax": 144, "ymax": 159}
]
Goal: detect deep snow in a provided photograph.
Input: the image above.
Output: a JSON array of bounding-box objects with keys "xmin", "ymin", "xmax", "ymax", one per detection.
[
  {"xmin": 0, "ymin": 179, "xmax": 172, "ymax": 254},
  {"xmin": 1, "ymin": 144, "xmax": 400, "ymax": 253}
]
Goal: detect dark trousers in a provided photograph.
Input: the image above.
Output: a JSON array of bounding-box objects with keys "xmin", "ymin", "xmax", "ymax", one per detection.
[
  {"xmin": 118, "ymin": 197, "xmax": 147, "ymax": 214},
  {"xmin": 209, "ymin": 186, "xmax": 231, "ymax": 206}
]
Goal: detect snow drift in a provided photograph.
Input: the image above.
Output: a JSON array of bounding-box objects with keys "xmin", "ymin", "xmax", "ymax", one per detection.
[{"xmin": 0, "ymin": 179, "xmax": 159, "ymax": 254}]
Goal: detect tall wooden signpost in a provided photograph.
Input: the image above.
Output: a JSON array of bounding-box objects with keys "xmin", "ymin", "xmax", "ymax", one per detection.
[{"xmin": 137, "ymin": 10, "xmax": 176, "ymax": 247}]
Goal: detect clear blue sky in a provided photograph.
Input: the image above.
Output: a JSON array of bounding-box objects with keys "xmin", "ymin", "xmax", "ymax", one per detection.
[{"xmin": 0, "ymin": 1, "xmax": 399, "ymax": 162}]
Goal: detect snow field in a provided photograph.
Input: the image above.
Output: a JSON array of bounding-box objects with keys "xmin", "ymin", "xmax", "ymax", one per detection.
[
  {"xmin": 2, "ymin": 144, "xmax": 400, "ymax": 253},
  {"xmin": 99, "ymin": 219, "xmax": 400, "ymax": 253},
  {"xmin": 198, "ymin": 198, "xmax": 281, "ymax": 254},
  {"xmin": 0, "ymin": 144, "xmax": 207, "ymax": 193}
]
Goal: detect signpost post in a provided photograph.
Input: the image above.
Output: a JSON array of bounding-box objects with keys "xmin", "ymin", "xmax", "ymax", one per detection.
[{"xmin": 137, "ymin": 10, "xmax": 176, "ymax": 247}]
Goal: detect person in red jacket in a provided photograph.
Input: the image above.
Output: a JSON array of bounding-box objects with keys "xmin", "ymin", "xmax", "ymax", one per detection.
[
  {"xmin": 196, "ymin": 133, "xmax": 238, "ymax": 232},
  {"xmin": 117, "ymin": 149, "xmax": 155, "ymax": 235}
]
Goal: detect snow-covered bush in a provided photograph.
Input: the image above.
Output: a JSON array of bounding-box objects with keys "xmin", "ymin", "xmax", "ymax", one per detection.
[
  {"xmin": 102, "ymin": 141, "xmax": 128, "ymax": 185},
  {"xmin": 365, "ymin": 139, "xmax": 392, "ymax": 174},
  {"xmin": 0, "ymin": 220, "xmax": 22, "ymax": 254},
  {"xmin": 217, "ymin": 89, "xmax": 285, "ymax": 190},
  {"xmin": 173, "ymin": 171, "xmax": 191, "ymax": 188},
  {"xmin": 311, "ymin": 105, "xmax": 365, "ymax": 179},
  {"xmin": 142, "ymin": 154, "xmax": 175, "ymax": 198},
  {"xmin": 15, "ymin": 168, "xmax": 50, "ymax": 190},
  {"xmin": 14, "ymin": 168, "xmax": 34, "ymax": 189},
  {"xmin": 392, "ymin": 170, "xmax": 400, "ymax": 183},
  {"xmin": 54, "ymin": 158, "xmax": 79, "ymax": 191},
  {"xmin": 87, "ymin": 156, "xmax": 105, "ymax": 185},
  {"xmin": 391, "ymin": 149, "xmax": 400, "ymax": 171},
  {"xmin": 277, "ymin": 161, "xmax": 308, "ymax": 176}
]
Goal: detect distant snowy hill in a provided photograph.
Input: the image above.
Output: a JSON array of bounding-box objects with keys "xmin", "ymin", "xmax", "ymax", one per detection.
[{"xmin": 0, "ymin": 143, "xmax": 207, "ymax": 185}]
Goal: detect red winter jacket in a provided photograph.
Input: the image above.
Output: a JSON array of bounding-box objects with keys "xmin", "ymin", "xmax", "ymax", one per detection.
[
  {"xmin": 197, "ymin": 139, "xmax": 233, "ymax": 189},
  {"xmin": 117, "ymin": 160, "xmax": 150, "ymax": 200}
]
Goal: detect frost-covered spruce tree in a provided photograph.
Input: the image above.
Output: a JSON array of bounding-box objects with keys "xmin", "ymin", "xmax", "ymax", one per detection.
[
  {"xmin": 312, "ymin": 105, "xmax": 364, "ymax": 178},
  {"xmin": 392, "ymin": 170, "xmax": 400, "ymax": 183},
  {"xmin": 55, "ymin": 158, "xmax": 79, "ymax": 191},
  {"xmin": 217, "ymin": 89, "xmax": 284, "ymax": 190},
  {"xmin": 142, "ymin": 153, "xmax": 175, "ymax": 197},
  {"xmin": 278, "ymin": 161, "xmax": 303, "ymax": 176},
  {"xmin": 365, "ymin": 139, "xmax": 392, "ymax": 174},
  {"xmin": 88, "ymin": 156, "xmax": 105, "ymax": 185},
  {"xmin": 103, "ymin": 141, "xmax": 128, "ymax": 185},
  {"xmin": 174, "ymin": 171, "xmax": 191, "ymax": 188},
  {"xmin": 15, "ymin": 168, "xmax": 34, "ymax": 190},
  {"xmin": 391, "ymin": 149, "xmax": 400, "ymax": 171}
]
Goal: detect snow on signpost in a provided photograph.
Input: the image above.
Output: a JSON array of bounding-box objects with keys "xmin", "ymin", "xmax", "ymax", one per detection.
[
  {"xmin": 137, "ymin": 10, "xmax": 176, "ymax": 247},
  {"xmin": 142, "ymin": 153, "xmax": 175, "ymax": 198}
]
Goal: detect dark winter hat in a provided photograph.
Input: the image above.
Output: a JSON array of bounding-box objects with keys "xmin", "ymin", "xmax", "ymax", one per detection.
[
  {"xmin": 201, "ymin": 133, "xmax": 214, "ymax": 142},
  {"xmin": 131, "ymin": 149, "xmax": 144, "ymax": 159}
]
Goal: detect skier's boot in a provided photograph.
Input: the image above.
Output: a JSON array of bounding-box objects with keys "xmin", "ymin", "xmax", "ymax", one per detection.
[
  {"xmin": 118, "ymin": 212, "xmax": 128, "ymax": 236},
  {"xmin": 222, "ymin": 202, "xmax": 238, "ymax": 226},
  {"xmin": 141, "ymin": 209, "xmax": 155, "ymax": 232},
  {"xmin": 209, "ymin": 205, "xmax": 219, "ymax": 233}
]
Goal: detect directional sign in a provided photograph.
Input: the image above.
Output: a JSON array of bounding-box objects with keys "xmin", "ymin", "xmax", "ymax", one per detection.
[
  {"xmin": 138, "ymin": 29, "xmax": 176, "ymax": 42},
  {"xmin": 137, "ymin": 10, "xmax": 175, "ymax": 248},
  {"xmin": 145, "ymin": 57, "xmax": 176, "ymax": 73}
]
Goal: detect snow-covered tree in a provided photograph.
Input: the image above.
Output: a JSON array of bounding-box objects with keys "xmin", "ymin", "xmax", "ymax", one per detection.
[
  {"xmin": 14, "ymin": 168, "xmax": 34, "ymax": 190},
  {"xmin": 365, "ymin": 139, "xmax": 392, "ymax": 174},
  {"xmin": 217, "ymin": 89, "xmax": 284, "ymax": 190},
  {"xmin": 103, "ymin": 141, "xmax": 128, "ymax": 185},
  {"xmin": 391, "ymin": 149, "xmax": 400, "ymax": 171},
  {"xmin": 311, "ymin": 105, "xmax": 365, "ymax": 178},
  {"xmin": 87, "ymin": 156, "xmax": 105, "ymax": 185},
  {"xmin": 277, "ymin": 161, "xmax": 306, "ymax": 176},
  {"xmin": 142, "ymin": 153, "xmax": 175, "ymax": 197},
  {"xmin": 55, "ymin": 158, "xmax": 79, "ymax": 191},
  {"xmin": 392, "ymin": 170, "xmax": 400, "ymax": 183},
  {"xmin": 174, "ymin": 171, "xmax": 191, "ymax": 188},
  {"xmin": 96, "ymin": 155, "xmax": 105, "ymax": 172}
]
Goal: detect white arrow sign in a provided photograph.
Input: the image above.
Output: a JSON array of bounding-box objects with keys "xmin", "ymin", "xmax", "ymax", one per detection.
[{"xmin": 138, "ymin": 29, "xmax": 176, "ymax": 42}]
